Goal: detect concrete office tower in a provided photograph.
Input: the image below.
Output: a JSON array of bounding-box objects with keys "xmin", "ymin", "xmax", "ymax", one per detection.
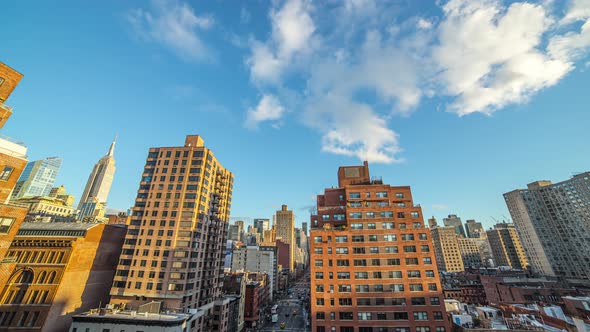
[
  {"xmin": 253, "ymin": 218, "xmax": 270, "ymax": 236},
  {"xmin": 110, "ymin": 135, "xmax": 234, "ymax": 330},
  {"xmin": 465, "ymin": 219, "xmax": 485, "ymax": 238},
  {"xmin": 0, "ymin": 222, "xmax": 126, "ymax": 332},
  {"xmin": 443, "ymin": 214, "xmax": 466, "ymax": 237},
  {"xmin": 11, "ymin": 157, "xmax": 62, "ymax": 199},
  {"xmin": 486, "ymin": 223, "xmax": 529, "ymax": 270},
  {"xmin": 275, "ymin": 204, "xmax": 295, "ymax": 272},
  {"xmin": 230, "ymin": 245, "xmax": 278, "ymax": 301},
  {"xmin": 431, "ymin": 226, "xmax": 465, "ymax": 272},
  {"xmin": 77, "ymin": 138, "xmax": 116, "ymax": 218},
  {"xmin": 302, "ymin": 221, "xmax": 308, "ymax": 235},
  {"xmin": 505, "ymin": 173, "xmax": 590, "ymax": 279},
  {"xmin": 310, "ymin": 162, "xmax": 449, "ymax": 332},
  {"xmin": 228, "ymin": 223, "xmax": 242, "ymax": 241}
]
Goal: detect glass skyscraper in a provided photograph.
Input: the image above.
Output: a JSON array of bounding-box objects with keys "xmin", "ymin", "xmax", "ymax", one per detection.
[{"xmin": 11, "ymin": 157, "xmax": 62, "ymax": 199}]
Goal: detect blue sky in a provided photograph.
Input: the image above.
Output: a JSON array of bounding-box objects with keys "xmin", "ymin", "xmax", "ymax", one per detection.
[{"xmin": 2, "ymin": 0, "xmax": 589, "ymax": 230}]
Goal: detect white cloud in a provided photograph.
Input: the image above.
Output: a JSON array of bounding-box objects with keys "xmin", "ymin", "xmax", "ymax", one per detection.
[
  {"xmin": 240, "ymin": 7, "xmax": 251, "ymax": 24},
  {"xmin": 126, "ymin": 0, "xmax": 214, "ymax": 61},
  {"xmin": 245, "ymin": 94, "xmax": 286, "ymax": 129},
  {"xmin": 417, "ymin": 18, "xmax": 433, "ymax": 30},
  {"xmin": 247, "ymin": 0, "xmax": 315, "ymax": 83},
  {"xmin": 245, "ymin": 0, "xmax": 590, "ymax": 163},
  {"xmin": 432, "ymin": 204, "xmax": 449, "ymax": 210},
  {"xmin": 434, "ymin": 0, "xmax": 571, "ymax": 115}
]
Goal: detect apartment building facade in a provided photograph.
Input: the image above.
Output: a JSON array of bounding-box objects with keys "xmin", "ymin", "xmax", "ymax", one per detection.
[{"xmin": 310, "ymin": 162, "xmax": 450, "ymax": 332}]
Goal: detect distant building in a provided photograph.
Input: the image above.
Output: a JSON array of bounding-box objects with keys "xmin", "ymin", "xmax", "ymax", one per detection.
[
  {"xmin": 275, "ymin": 205, "xmax": 295, "ymax": 271},
  {"xmin": 443, "ymin": 214, "xmax": 466, "ymax": 237},
  {"xmin": 11, "ymin": 195, "xmax": 75, "ymax": 222},
  {"xmin": 486, "ymin": 223, "xmax": 529, "ymax": 270},
  {"xmin": 0, "ymin": 222, "xmax": 126, "ymax": 332},
  {"xmin": 77, "ymin": 138, "xmax": 116, "ymax": 220},
  {"xmin": 465, "ymin": 219, "xmax": 484, "ymax": 238},
  {"xmin": 431, "ymin": 226, "xmax": 465, "ymax": 272},
  {"xmin": 302, "ymin": 221, "xmax": 307, "ymax": 235},
  {"xmin": 428, "ymin": 216, "xmax": 438, "ymax": 228},
  {"xmin": 253, "ymin": 218, "xmax": 270, "ymax": 236},
  {"xmin": 504, "ymin": 173, "xmax": 590, "ymax": 279},
  {"xmin": 11, "ymin": 157, "xmax": 62, "ymax": 199},
  {"xmin": 223, "ymin": 272, "xmax": 246, "ymax": 332},
  {"xmin": 230, "ymin": 245, "xmax": 278, "ymax": 300},
  {"xmin": 457, "ymin": 237, "xmax": 483, "ymax": 269}
]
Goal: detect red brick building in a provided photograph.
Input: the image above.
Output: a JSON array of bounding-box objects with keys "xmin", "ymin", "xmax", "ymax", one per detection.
[{"xmin": 310, "ymin": 162, "xmax": 450, "ymax": 332}]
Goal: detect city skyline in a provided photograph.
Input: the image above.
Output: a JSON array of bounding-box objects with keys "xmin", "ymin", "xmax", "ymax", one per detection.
[{"xmin": 2, "ymin": 0, "xmax": 590, "ymax": 229}]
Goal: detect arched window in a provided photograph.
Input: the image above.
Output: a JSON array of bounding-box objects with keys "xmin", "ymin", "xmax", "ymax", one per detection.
[
  {"xmin": 37, "ymin": 271, "xmax": 47, "ymax": 284},
  {"xmin": 16, "ymin": 270, "xmax": 33, "ymax": 284},
  {"xmin": 47, "ymin": 271, "xmax": 56, "ymax": 284}
]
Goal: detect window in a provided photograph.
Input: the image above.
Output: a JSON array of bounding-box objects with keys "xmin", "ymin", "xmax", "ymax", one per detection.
[
  {"xmin": 315, "ymin": 272, "xmax": 324, "ymax": 279},
  {"xmin": 315, "ymin": 260, "xmax": 323, "ymax": 267},
  {"xmin": 358, "ymin": 312, "xmax": 372, "ymax": 320},
  {"xmin": 392, "ymin": 298, "xmax": 407, "ymax": 306},
  {"xmin": 408, "ymin": 270, "xmax": 421, "ymax": 278},
  {"xmin": 0, "ymin": 217, "xmax": 15, "ymax": 234},
  {"xmin": 421, "ymin": 245, "xmax": 430, "ymax": 252},
  {"xmin": 380, "ymin": 211, "xmax": 393, "ymax": 218},
  {"xmin": 410, "ymin": 284, "xmax": 424, "ymax": 291},
  {"xmin": 369, "ymin": 247, "xmax": 379, "ymax": 254},
  {"xmin": 430, "ymin": 297, "xmax": 440, "ymax": 305},
  {"xmin": 376, "ymin": 191, "xmax": 388, "ymax": 198},
  {"xmin": 339, "ymin": 298, "xmax": 352, "ymax": 306},
  {"xmin": 425, "ymin": 270, "xmax": 435, "ymax": 278},
  {"xmin": 366, "ymin": 212, "xmax": 375, "ymax": 218},
  {"xmin": 436, "ymin": 328, "xmax": 446, "ymax": 332},
  {"xmin": 350, "ymin": 212, "xmax": 362, "ymax": 219},
  {"xmin": 355, "ymin": 272, "xmax": 368, "ymax": 279},
  {"xmin": 417, "ymin": 328, "xmax": 431, "ymax": 332},
  {"xmin": 357, "ymin": 298, "xmax": 371, "ymax": 305},
  {"xmin": 336, "ymin": 247, "xmax": 349, "ymax": 254},
  {"xmin": 423, "ymin": 257, "xmax": 432, "ymax": 264},
  {"xmin": 391, "ymin": 284, "xmax": 405, "ymax": 292},
  {"xmin": 335, "ymin": 236, "xmax": 348, "ymax": 243},
  {"xmin": 387, "ymin": 258, "xmax": 401, "ymax": 266},
  {"xmin": 352, "ymin": 236, "xmax": 364, "ymax": 242},
  {"xmin": 353, "ymin": 247, "xmax": 366, "ymax": 254},
  {"xmin": 337, "ymin": 260, "xmax": 350, "ymax": 267},
  {"xmin": 384, "ymin": 234, "xmax": 396, "ymax": 242},
  {"xmin": 314, "ymin": 236, "xmax": 323, "ymax": 243},
  {"xmin": 356, "ymin": 285, "xmax": 370, "ymax": 293},
  {"xmin": 394, "ymin": 312, "xmax": 409, "ymax": 320},
  {"xmin": 316, "ymin": 312, "xmax": 325, "ymax": 319},
  {"xmin": 433, "ymin": 312, "xmax": 443, "ymax": 320},
  {"xmin": 396, "ymin": 192, "xmax": 404, "ymax": 198},
  {"xmin": 371, "ymin": 259, "xmax": 381, "ymax": 266},
  {"xmin": 413, "ymin": 222, "xmax": 422, "ymax": 229},
  {"xmin": 367, "ymin": 223, "xmax": 376, "ymax": 229},
  {"xmin": 411, "ymin": 212, "xmax": 420, "ymax": 218},
  {"xmin": 385, "ymin": 246, "xmax": 398, "ymax": 253},
  {"xmin": 428, "ymin": 283, "xmax": 438, "ymax": 291},
  {"xmin": 316, "ymin": 285, "xmax": 324, "ymax": 292},
  {"xmin": 334, "ymin": 214, "xmax": 345, "ymax": 221},
  {"xmin": 383, "ymin": 222, "xmax": 395, "ymax": 229},
  {"xmin": 0, "ymin": 167, "xmax": 13, "ymax": 181},
  {"xmin": 354, "ymin": 259, "xmax": 367, "ymax": 266},
  {"xmin": 412, "ymin": 297, "xmax": 426, "ymax": 305},
  {"xmin": 404, "ymin": 246, "xmax": 417, "ymax": 253},
  {"xmin": 338, "ymin": 272, "xmax": 350, "ymax": 279},
  {"xmin": 317, "ymin": 298, "xmax": 325, "ymax": 305},
  {"xmin": 419, "ymin": 233, "xmax": 428, "ymax": 240},
  {"xmin": 314, "ymin": 248, "xmax": 323, "ymax": 254},
  {"xmin": 338, "ymin": 285, "xmax": 351, "ymax": 292},
  {"xmin": 349, "ymin": 192, "xmax": 361, "ymax": 199},
  {"xmin": 368, "ymin": 235, "xmax": 378, "ymax": 242},
  {"xmin": 401, "ymin": 234, "xmax": 414, "ymax": 241},
  {"xmin": 350, "ymin": 223, "xmax": 363, "ymax": 230},
  {"xmin": 350, "ymin": 202, "xmax": 362, "ymax": 207},
  {"xmin": 414, "ymin": 312, "xmax": 428, "ymax": 321},
  {"xmin": 389, "ymin": 271, "xmax": 402, "ymax": 278}
]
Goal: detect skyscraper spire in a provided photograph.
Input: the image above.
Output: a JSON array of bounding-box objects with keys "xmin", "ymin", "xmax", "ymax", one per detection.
[{"xmin": 107, "ymin": 134, "xmax": 117, "ymax": 157}]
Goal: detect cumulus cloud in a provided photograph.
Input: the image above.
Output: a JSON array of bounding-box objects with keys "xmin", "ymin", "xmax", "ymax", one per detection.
[
  {"xmin": 247, "ymin": 0, "xmax": 315, "ymax": 83},
  {"xmin": 126, "ymin": 0, "xmax": 214, "ymax": 61},
  {"xmin": 245, "ymin": 0, "xmax": 590, "ymax": 163},
  {"xmin": 245, "ymin": 94, "xmax": 286, "ymax": 129},
  {"xmin": 432, "ymin": 204, "xmax": 449, "ymax": 211}
]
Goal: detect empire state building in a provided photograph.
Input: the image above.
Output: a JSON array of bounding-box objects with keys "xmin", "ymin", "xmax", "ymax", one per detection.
[{"xmin": 77, "ymin": 138, "xmax": 116, "ymax": 221}]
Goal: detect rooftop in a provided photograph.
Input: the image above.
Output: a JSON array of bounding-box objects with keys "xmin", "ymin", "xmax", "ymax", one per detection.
[{"xmin": 73, "ymin": 309, "xmax": 190, "ymax": 326}]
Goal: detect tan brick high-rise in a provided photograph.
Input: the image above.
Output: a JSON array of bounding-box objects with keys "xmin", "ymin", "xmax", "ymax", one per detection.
[
  {"xmin": 487, "ymin": 223, "xmax": 529, "ymax": 270},
  {"xmin": 310, "ymin": 162, "xmax": 450, "ymax": 332},
  {"xmin": 275, "ymin": 204, "xmax": 295, "ymax": 272},
  {"xmin": 109, "ymin": 135, "xmax": 233, "ymax": 331},
  {"xmin": 430, "ymin": 226, "xmax": 464, "ymax": 272}
]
